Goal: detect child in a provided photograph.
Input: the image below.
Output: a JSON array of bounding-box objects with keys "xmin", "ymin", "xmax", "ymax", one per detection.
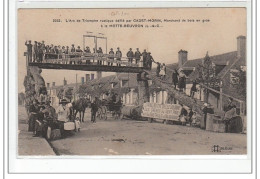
[
  {"xmin": 179, "ymin": 104, "xmax": 188, "ymax": 126},
  {"xmin": 191, "ymin": 112, "xmax": 197, "ymax": 127}
]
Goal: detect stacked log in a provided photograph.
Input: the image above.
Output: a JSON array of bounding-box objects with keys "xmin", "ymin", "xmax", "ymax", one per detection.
[
  {"xmin": 145, "ymin": 70, "xmax": 224, "ymax": 117},
  {"xmin": 23, "ymin": 66, "xmax": 46, "ymax": 107}
]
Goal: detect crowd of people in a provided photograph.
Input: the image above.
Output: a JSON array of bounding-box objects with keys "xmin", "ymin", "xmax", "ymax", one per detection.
[
  {"xmin": 27, "ymin": 97, "xmax": 78, "ymax": 138},
  {"xmin": 155, "ymin": 62, "xmax": 197, "ymax": 96},
  {"xmin": 25, "ymin": 40, "xmax": 154, "ymax": 70}
]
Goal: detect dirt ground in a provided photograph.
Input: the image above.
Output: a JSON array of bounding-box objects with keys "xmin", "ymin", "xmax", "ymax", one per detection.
[
  {"xmin": 18, "ymin": 106, "xmax": 247, "ymax": 155},
  {"xmin": 48, "ymin": 108, "xmax": 247, "ymax": 155}
]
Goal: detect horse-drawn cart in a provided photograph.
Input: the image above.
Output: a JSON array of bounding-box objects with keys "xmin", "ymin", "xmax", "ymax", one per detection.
[{"xmin": 96, "ymin": 99, "xmax": 123, "ymax": 120}]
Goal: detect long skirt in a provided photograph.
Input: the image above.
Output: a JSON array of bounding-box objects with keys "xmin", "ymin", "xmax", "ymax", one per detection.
[{"xmin": 28, "ymin": 113, "xmax": 37, "ymax": 132}]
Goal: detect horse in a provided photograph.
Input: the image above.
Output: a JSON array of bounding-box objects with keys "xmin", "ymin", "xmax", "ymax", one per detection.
[{"xmin": 72, "ymin": 98, "xmax": 91, "ymax": 123}]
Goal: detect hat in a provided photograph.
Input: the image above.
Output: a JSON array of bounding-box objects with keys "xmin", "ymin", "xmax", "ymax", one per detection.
[
  {"xmin": 148, "ymin": 52, "xmax": 151, "ymax": 54},
  {"xmin": 136, "ymin": 48, "xmax": 139, "ymax": 50},
  {"xmin": 34, "ymin": 41, "xmax": 37, "ymax": 43},
  {"xmin": 78, "ymin": 46, "xmax": 80, "ymax": 48},
  {"xmin": 28, "ymin": 40, "xmax": 31, "ymax": 42},
  {"xmin": 60, "ymin": 99, "xmax": 69, "ymax": 104},
  {"xmin": 72, "ymin": 44, "xmax": 74, "ymax": 46},
  {"xmin": 110, "ymin": 48, "xmax": 113, "ymax": 50},
  {"xmin": 130, "ymin": 48, "xmax": 132, "ymax": 50},
  {"xmin": 42, "ymin": 40, "xmax": 45, "ymax": 43},
  {"xmin": 86, "ymin": 46, "xmax": 89, "ymax": 48},
  {"xmin": 117, "ymin": 47, "xmax": 120, "ymax": 49}
]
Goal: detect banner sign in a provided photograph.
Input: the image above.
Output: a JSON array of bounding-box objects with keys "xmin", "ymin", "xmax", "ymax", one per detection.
[{"xmin": 141, "ymin": 102, "xmax": 182, "ymax": 121}]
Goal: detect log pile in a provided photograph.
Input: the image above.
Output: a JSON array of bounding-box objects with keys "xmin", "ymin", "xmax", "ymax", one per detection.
[
  {"xmin": 145, "ymin": 70, "xmax": 224, "ymax": 117},
  {"xmin": 23, "ymin": 66, "xmax": 46, "ymax": 107}
]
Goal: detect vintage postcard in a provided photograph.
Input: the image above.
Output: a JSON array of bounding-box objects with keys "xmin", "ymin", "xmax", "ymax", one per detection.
[{"xmin": 18, "ymin": 7, "xmax": 248, "ymax": 157}]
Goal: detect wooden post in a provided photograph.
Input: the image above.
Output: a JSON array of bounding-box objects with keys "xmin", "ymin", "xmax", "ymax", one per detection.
[
  {"xmin": 137, "ymin": 72, "xmax": 149, "ymax": 106},
  {"xmin": 219, "ymin": 87, "xmax": 223, "ymax": 110}
]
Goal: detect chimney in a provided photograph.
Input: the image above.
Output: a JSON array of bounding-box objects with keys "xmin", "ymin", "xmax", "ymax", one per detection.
[
  {"xmin": 81, "ymin": 77, "xmax": 85, "ymax": 85},
  {"xmin": 237, "ymin": 35, "xmax": 246, "ymax": 58},
  {"xmin": 63, "ymin": 78, "xmax": 67, "ymax": 86},
  {"xmin": 178, "ymin": 49, "xmax": 188, "ymax": 68},
  {"xmin": 85, "ymin": 74, "xmax": 90, "ymax": 83},
  {"xmin": 47, "ymin": 83, "xmax": 50, "ymax": 88},
  {"xmin": 52, "ymin": 82, "xmax": 55, "ymax": 87},
  {"xmin": 91, "ymin": 73, "xmax": 95, "ymax": 80},
  {"xmin": 97, "ymin": 71, "xmax": 102, "ymax": 79}
]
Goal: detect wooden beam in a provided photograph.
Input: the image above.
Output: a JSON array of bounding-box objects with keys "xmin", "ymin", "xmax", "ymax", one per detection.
[{"xmin": 28, "ymin": 62, "xmax": 144, "ymax": 73}]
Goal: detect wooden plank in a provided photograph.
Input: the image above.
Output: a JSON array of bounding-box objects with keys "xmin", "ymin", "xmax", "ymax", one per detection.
[{"xmin": 28, "ymin": 62, "xmax": 144, "ymax": 73}]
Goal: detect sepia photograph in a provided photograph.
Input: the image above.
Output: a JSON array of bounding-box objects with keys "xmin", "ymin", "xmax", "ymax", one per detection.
[{"xmin": 18, "ymin": 8, "xmax": 247, "ymax": 156}]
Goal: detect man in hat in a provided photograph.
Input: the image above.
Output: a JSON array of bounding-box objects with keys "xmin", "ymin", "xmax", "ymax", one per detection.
[
  {"xmin": 45, "ymin": 45, "xmax": 50, "ymax": 59},
  {"xmin": 76, "ymin": 46, "xmax": 83, "ymax": 52},
  {"xmin": 56, "ymin": 99, "xmax": 70, "ymax": 122},
  {"xmin": 201, "ymin": 103, "xmax": 214, "ymax": 129},
  {"xmin": 25, "ymin": 40, "xmax": 33, "ymax": 62},
  {"xmin": 134, "ymin": 48, "xmax": 142, "ymax": 65},
  {"xmin": 127, "ymin": 48, "xmax": 134, "ymax": 63},
  {"xmin": 33, "ymin": 105, "xmax": 46, "ymax": 137},
  {"xmin": 225, "ymin": 97, "xmax": 236, "ymax": 112},
  {"xmin": 146, "ymin": 52, "xmax": 154, "ymax": 70},
  {"xmin": 56, "ymin": 99, "xmax": 70, "ymax": 136},
  {"xmin": 33, "ymin": 41, "xmax": 38, "ymax": 62},
  {"xmin": 97, "ymin": 47, "xmax": 103, "ymax": 65},
  {"xmin": 116, "ymin": 47, "xmax": 122, "ymax": 66},
  {"xmin": 142, "ymin": 49, "xmax": 147, "ymax": 67},
  {"xmin": 75, "ymin": 46, "xmax": 83, "ymax": 64},
  {"xmin": 28, "ymin": 99, "xmax": 40, "ymax": 132},
  {"xmin": 41, "ymin": 41, "xmax": 45, "ymax": 49},
  {"xmin": 108, "ymin": 48, "xmax": 114, "ymax": 66},
  {"xmin": 71, "ymin": 44, "xmax": 76, "ymax": 52},
  {"xmin": 91, "ymin": 97, "xmax": 99, "ymax": 123},
  {"xmin": 44, "ymin": 100, "xmax": 56, "ymax": 119},
  {"xmin": 190, "ymin": 80, "xmax": 197, "ymax": 98},
  {"xmin": 84, "ymin": 46, "xmax": 91, "ymax": 64},
  {"xmin": 65, "ymin": 46, "xmax": 69, "ymax": 54},
  {"xmin": 172, "ymin": 69, "xmax": 179, "ymax": 89},
  {"xmin": 84, "ymin": 46, "xmax": 91, "ymax": 53},
  {"xmin": 37, "ymin": 42, "xmax": 44, "ymax": 62}
]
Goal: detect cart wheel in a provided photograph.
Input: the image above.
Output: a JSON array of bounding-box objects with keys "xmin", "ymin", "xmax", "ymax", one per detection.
[{"xmin": 46, "ymin": 126, "xmax": 51, "ymax": 140}]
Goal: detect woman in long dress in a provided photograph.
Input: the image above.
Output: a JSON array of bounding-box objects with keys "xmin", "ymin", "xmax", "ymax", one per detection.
[
  {"xmin": 178, "ymin": 69, "xmax": 187, "ymax": 92},
  {"xmin": 159, "ymin": 63, "xmax": 166, "ymax": 80}
]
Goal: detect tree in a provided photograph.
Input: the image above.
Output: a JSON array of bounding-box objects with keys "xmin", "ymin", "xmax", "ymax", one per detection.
[
  {"xmin": 57, "ymin": 87, "xmax": 74, "ymax": 101},
  {"xmin": 230, "ymin": 67, "xmax": 246, "ymax": 100},
  {"xmin": 57, "ymin": 88, "xmax": 64, "ymax": 99},
  {"xmin": 196, "ymin": 52, "xmax": 220, "ymax": 102}
]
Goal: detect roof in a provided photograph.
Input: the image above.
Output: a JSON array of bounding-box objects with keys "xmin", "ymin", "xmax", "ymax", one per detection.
[
  {"xmin": 183, "ymin": 51, "xmax": 238, "ymax": 67},
  {"xmin": 217, "ymin": 56, "xmax": 245, "ymax": 79}
]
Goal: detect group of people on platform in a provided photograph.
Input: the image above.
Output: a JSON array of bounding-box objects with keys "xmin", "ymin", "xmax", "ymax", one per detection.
[{"xmin": 25, "ymin": 40, "xmax": 154, "ymax": 70}]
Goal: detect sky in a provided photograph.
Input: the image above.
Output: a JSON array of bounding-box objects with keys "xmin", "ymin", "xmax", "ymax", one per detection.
[{"xmin": 18, "ymin": 8, "xmax": 246, "ymax": 92}]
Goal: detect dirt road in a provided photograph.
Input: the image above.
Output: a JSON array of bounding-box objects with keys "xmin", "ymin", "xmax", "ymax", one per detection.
[{"xmin": 49, "ymin": 108, "xmax": 247, "ymax": 155}]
